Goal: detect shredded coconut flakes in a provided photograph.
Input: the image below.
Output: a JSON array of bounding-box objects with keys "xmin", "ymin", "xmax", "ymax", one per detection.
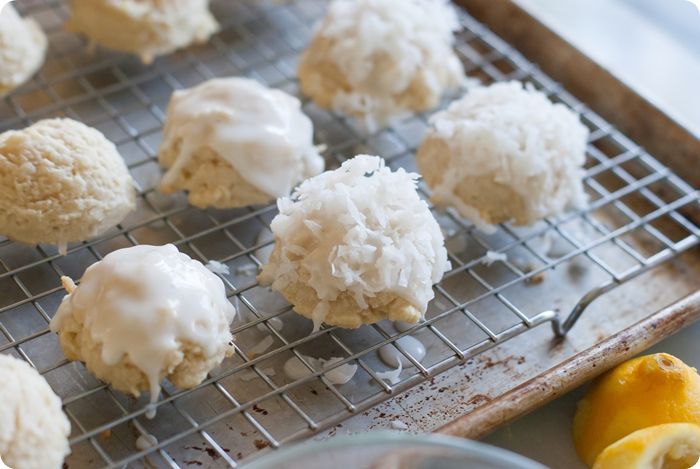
[
  {"xmin": 305, "ymin": 0, "xmax": 464, "ymax": 129},
  {"xmin": 482, "ymin": 250, "xmax": 507, "ymax": 266},
  {"xmin": 259, "ymin": 155, "xmax": 450, "ymax": 321},
  {"xmin": 205, "ymin": 260, "xmax": 230, "ymax": 275},
  {"xmin": 390, "ymin": 419, "xmax": 409, "ymax": 430},
  {"xmin": 423, "ymin": 81, "xmax": 589, "ymax": 226}
]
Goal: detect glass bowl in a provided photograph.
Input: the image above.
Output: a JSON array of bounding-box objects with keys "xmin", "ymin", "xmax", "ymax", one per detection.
[{"xmin": 241, "ymin": 431, "xmax": 547, "ymax": 469}]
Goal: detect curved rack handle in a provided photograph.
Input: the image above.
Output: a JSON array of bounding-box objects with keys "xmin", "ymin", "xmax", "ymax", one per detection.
[{"xmin": 552, "ymin": 235, "xmax": 700, "ymax": 337}]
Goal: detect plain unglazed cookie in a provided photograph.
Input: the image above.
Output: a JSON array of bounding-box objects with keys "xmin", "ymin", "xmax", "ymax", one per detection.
[
  {"xmin": 50, "ymin": 244, "xmax": 236, "ymax": 407},
  {"xmin": 0, "ymin": 5, "xmax": 48, "ymax": 97},
  {"xmin": 298, "ymin": 0, "xmax": 464, "ymax": 130},
  {"xmin": 0, "ymin": 118, "xmax": 135, "ymax": 250},
  {"xmin": 417, "ymin": 81, "xmax": 589, "ymax": 229},
  {"xmin": 258, "ymin": 155, "xmax": 450, "ymax": 330},
  {"xmin": 66, "ymin": 0, "xmax": 219, "ymax": 64},
  {"xmin": 158, "ymin": 77, "xmax": 324, "ymax": 209},
  {"xmin": 0, "ymin": 354, "xmax": 71, "ymax": 469}
]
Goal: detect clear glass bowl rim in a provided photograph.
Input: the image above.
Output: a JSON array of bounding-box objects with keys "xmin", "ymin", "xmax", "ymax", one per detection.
[{"xmin": 240, "ymin": 431, "xmax": 548, "ymax": 469}]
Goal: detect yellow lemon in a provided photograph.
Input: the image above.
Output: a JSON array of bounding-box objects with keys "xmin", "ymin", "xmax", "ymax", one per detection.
[
  {"xmin": 573, "ymin": 353, "xmax": 700, "ymax": 466},
  {"xmin": 592, "ymin": 423, "xmax": 700, "ymax": 469}
]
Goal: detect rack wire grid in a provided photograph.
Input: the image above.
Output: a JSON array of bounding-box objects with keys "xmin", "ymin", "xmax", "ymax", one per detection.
[{"xmin": 1, "ymin": 0, "xmax": 699, "ymax": 467}]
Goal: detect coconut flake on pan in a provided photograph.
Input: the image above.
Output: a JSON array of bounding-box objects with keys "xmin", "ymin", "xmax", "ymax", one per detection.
[
  {"xmin": 298, "ymin": 0, "xmax": 465, "ymax": 131},
  {"xmin": 0, "ymin": 5, "xmax": 47, "ymax": 97},
  {"xmin": 50, "ymin": 244, "xmax": 236, "ymax": 413},
  {"xmin": 417, "ymin": 81, "xmax": 589, "ymax": 229},
  {"xmin": 258, "ymin": 155, "xmax": 450, "ymax": 330},
  {"xmin": 66, "ymin": 0, "xmax": 219, "ymax": 64},
  {"xmin": 158, "ymin": 77, "xmax": 325, "ymax": 209}
]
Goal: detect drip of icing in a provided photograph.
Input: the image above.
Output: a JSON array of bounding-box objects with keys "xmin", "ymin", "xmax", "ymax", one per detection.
[
  {"xmin": 247, "ymin": 335, "xmax": 275, "ymax": 356},
  {"xmin": 235, "ymin": 263, "xmax": 258, "ymax": 276},
  {"xmin": 311, "ymin": 302, "xmax": 328, "ymax": 333},
  {"xmin": 255, "ymin": 229, "xmax": 275, "ymax": 265},
  {"xmin": 160, "ymin": 77, "xmax": 324, "ymax": 198},
  {"xmin": 283, "ymin": 356, "xmax": 314, "ymax": 381},
  {"xmin": 256, "ymin": 317, "xmax": 283, "ymax": 333},
  {"xmin": 283, "ymin": 355, "xmax": 358, "ymax": 385},
  {"xmin": 145, "ymin": 404, "xmax": 157, "ymax": 420},
  {"xmin": 394, "ymin": 320, "xmax": 420, "ymax": 333},
  {"xmin": 136, "ymin": 433, "xmax": 158, "ymax": 451},
  {"xmin": 50, "ymin": 244, "xmax": 236, "ymax": 411},
  {"xmin": 238, "ymin": 367, "xmax": 276, "ymax": 382},
  {"xmin": 323, "ymin": 357, "xmax": 358, "ymax": 385},
  {"xmin": 375, "ymin": 361, "xmax": 402, "ymax": 385},
  {"xmin": 378, "ymin": 336, "xmax": 426, "ymax": 368}
]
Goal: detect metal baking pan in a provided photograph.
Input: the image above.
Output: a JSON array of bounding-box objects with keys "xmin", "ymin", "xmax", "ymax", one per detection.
[{"xmin": 0, "ymin": 0, "xmax": 698, "ymax": 467}]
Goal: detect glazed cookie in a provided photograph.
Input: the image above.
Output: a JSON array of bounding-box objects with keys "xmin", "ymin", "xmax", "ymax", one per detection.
[{"xmin": 158, "ymin": 77, "xmax": 324, "ymax": 209}]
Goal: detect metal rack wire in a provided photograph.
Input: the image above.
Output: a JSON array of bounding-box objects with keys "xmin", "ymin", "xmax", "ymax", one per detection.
[{"xmin": 1, "ymin": 0, "xmax": 698, "ymax": 467}]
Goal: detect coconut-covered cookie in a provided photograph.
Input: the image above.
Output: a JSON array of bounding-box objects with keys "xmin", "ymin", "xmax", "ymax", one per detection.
[
  {"xmin": 298, "ymin": 0, "xmax": 464, "ymax": 130},
  {"xmin": 66, "ymin": 0, "xmax": 219, "ymax": 64},
  {"xmin": 258, "ymin": 155, "xmax": 450, "ymax": 330},
  {"xmin": 50, "ymin": 244, "xmax": 236, "ymax": 407},
  {"xmin": 417, "ymin": 81, "xmax": 589, "ymax": 229},
  {"xmin": 158, "ymin": 77, "xmax": 324, "ymax": 209}
]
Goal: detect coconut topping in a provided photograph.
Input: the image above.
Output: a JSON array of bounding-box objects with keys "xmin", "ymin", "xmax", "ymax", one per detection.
[{"xmin": 259, "ymin": 155, "xmax": 450, "ymax": 323}]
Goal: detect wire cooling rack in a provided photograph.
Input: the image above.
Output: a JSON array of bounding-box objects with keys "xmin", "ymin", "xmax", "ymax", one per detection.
[{"xmin": 1, "ymin": 0, "xmax": 699, "ymax": 467}]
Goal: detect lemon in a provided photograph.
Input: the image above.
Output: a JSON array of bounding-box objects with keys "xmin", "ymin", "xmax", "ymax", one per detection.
[
  {"xmin": 592, "ymin": 423, "xmax": 700, "ymax": 469},
  {"xmin": 573, "ymin": 353, "xmax": 700, "ymax": 466}
]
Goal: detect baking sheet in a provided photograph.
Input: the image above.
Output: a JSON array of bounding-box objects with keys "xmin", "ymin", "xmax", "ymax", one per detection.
[{"xmin": 0, "ymin": 0, "xmax": 698, "ymax": 467}]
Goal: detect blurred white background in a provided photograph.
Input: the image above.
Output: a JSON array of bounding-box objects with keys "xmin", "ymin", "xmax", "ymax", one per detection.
[{"xmin": 518, "ymin": 0, "xmax": 700, "ymax": 135}]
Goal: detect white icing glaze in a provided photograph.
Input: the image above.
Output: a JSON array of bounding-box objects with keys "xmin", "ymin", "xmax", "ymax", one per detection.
[
  {"xmin": 135, "ymin": 433, "xmax": 158, "ymax": 451},
  {"xmin": 160, "ymin": 77, "xmax": 324, "ymax": 198},
  {"xmin": 378, "ymin": 336, "xmax": 426, "ymax": 368},
  {"xmin": 50, "ymin": 244, "xmax": 236, "ymax": 407}
]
